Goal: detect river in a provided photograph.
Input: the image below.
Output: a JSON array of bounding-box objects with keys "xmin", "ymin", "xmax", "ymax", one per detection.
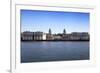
[{"xmin": 21, "ymin": 41, "xmax": 89, "ymax": 63}]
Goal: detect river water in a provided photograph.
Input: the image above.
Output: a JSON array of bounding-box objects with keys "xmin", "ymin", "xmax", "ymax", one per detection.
[{"xmin": 21, "ymin": 41, "xmax": 89, "ymax": 63}]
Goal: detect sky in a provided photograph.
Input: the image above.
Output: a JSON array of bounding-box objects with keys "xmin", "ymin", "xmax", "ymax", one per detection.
[{"xmin": 21, "ymin": 9, "xmax": 90, "ymax": 34}]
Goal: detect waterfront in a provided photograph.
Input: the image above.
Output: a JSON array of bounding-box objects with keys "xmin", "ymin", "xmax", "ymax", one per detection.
[{"xmin": 21, "ymin": 41, "xmax": 89, "ymax": 63}]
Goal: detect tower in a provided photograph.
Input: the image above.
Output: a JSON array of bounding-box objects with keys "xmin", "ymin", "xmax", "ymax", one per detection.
[
  {"xmin": 49, "ymin": 28, "xmax": 52, "ymax": 35},
  {"xmin": 63, "ymin": 29, "xmax": 66, "ymax": 34}
]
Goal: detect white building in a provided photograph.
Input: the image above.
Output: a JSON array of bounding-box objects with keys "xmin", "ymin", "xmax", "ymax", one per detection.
[
  {"xmin": 21, "ymin": 31, "xmax": 47, "ymax": 41},
  {"xmin": 42, "ymin": 33, "xmax": 46, "ymax": 40}
]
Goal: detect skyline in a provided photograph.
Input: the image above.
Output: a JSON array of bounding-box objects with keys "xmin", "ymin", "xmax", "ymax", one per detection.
[{"xmin": 21, "ymin": 9, "xmax": 90, "ymax": 34}]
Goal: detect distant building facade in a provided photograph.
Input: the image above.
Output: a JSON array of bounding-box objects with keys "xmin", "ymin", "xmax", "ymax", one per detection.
[
  {"xmin": 21, "ymin": 31, "xmax": 33, "ymax": 40},
  {"xmin": 53, "ymin": 34, "xmax": 62, "ymax": 40},
  {"xmin": 62, "ymin": 32, "xmax": 89, "ymax": 40},
  {"xmin": 21, "ymin": 29, "xmax": 89, "ymax": 41},
  {"xmin": 33, "ymin": 32, "xmax": 46, "ymax": 40},
  {"xmin": 21, "ymin": 31, "xmax": 46, "ymax": 41}
]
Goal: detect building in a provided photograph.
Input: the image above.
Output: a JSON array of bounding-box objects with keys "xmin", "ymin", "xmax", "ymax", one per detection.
[
  {"xmin": 49, "ymin": 28, "xmax": 52, "ymax": 35},
  {"xmin": 62, "ymin": 32, "xmax": 89, "ymax": 40},
  {"xmin": 33, "ymin": 32, "xmax": 46, "ymax": 40},
  {"xmin": 62, "ymin": 34, "xmax": 70, "ymax": 40},
  {"xmin": 21, "ymin": 29, "xmax": 89, "ymax": 41},
  {"xmin": 68, "ymin": 32, "xmax": 89, "ymax": 40},
  {"xmin": 63, "ymin": 29, "xmax": 66, "ymax": 35},
  {"xmin": 79, "ymin": 32, "xmax": 89, "ymax": 40},
  {"xmin": 46, "ymin": 29, "xmax": 54, "ymax": 40},
  {"xmin": 21, "ymin": 31, "xmax": 33, "ymax": 40},
  {"xmin": 21, "ymin": 31, "xmax": 46, "ymax": 41},
  {"xmin": 53, "ymin": 34, "xmax": 62, "ymax": 40},
  {"xmin": 46, "ymin": 34, "xmax": 54, "ymax": 40}
]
